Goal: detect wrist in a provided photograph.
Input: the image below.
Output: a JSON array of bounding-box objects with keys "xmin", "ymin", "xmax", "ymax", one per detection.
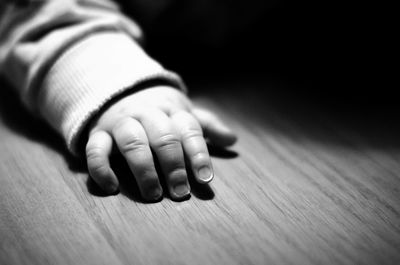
[{"xmin": 38, "ymin": 32, "xmax": 185, "ymax": 156}]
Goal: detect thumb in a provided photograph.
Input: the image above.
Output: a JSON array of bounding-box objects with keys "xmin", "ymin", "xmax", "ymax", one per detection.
[{"xmin": 192, "ymin": 108, "xmax": 237, "ymax": 148}]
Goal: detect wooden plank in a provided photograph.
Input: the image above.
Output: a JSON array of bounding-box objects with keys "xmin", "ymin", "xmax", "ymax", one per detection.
[
  {"xmin": 1, "ymin": 79, "xmax": 400, "ymax": 265},
  {"xmin": 0, "ymin": 122, "xmax": 123, "ymax": 265}
]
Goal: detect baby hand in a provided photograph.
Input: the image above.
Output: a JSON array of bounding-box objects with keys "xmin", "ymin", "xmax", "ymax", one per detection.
[{"xmin": 85, "ymin": 86, "xmax": 237, "ymax": 201}]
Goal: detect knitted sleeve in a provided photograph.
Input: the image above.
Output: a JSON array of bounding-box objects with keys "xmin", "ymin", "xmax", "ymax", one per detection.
[{"xmin": 0, "ymin": 0, "xmax": 185, "ymax": 155}]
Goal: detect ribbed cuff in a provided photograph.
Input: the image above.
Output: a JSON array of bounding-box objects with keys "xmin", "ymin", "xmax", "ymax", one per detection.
[{"xmin": 39, "ymin": 32, "xmax": 186, "ymax": 156}]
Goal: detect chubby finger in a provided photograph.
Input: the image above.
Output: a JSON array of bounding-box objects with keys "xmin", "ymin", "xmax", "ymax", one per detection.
[
  {"xmin": 171, "ymin": 111, "xmax": 213, "ymax": 184},
  {"xmin": 112, "ymin": 118, "xmax": 162, "ymax": 201},
  {"xmin": 192, "ymin": 108, "xmax": 237, "ymax": 147},
  {"xmin": 139, "ymin": 110, "xmax": 190, "ymax": 200},
  {"xmin": 86, "ymin": 130, "xmax": 119, "ymax": 194}
]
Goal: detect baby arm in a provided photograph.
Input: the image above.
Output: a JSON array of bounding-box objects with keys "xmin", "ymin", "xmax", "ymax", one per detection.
[
  {"xmin": 86, "ymin": 86, "xmax": 236, "ymax": 201},
  {"xmin": 0, "ymin": 0, "xmax": 236, "ymax": 201}
]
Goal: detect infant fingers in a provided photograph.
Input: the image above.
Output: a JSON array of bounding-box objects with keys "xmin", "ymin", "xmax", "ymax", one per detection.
[
  {"xmin": 139, "ymin": 110, "xmax": 190, "ymax": 200},
  {"xmin": 112, "ymin": 118, "xmax": 162, "ymax": 201},
  {"xmin": 192, "ymin": 108, "xmax": 237, "ymax": 147},
  {"xmin": 86, "ymin": 131, "xmax": 119, "ymax": 194},
  {"xmin": 171, "ymin": 111, "xmax": 213, "ymax": 184}
]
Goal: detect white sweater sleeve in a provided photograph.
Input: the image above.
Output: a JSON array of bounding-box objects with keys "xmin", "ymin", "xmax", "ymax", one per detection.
[{"xmin": 0, "ymin": 0, "xmax": 185, "ymax": 155}]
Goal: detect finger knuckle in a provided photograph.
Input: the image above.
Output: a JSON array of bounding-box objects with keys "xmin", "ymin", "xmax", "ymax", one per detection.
[
  {"xmin": 182, "ymin": 128, "xmax": 203, "ymax": 141},
  {"xmin": 169, "ymin": 168, "xmax": 187, "ymax": 183},
  {"xmin": 121, "ymin": 135, "xmax": 147, "ymax": 154},
  {"xmin": 112, "ymin": 117, "xmax": 133, "ymax": 132},
  {"xmin": 89, "ymin": 163, "xmax": 110, "ymax": 179},
  {"xmin": 86, "ymin": 148, "xmax": 110, "ymax": 178},
  {"xmin": 153, "ymin": 133, "xmax": 180, "ymax": 150},
  {"xmin": 192, "ymin": 151, "xmax": 209, "ymax": 162},
  {"xmin": 86, "ymin": 146, "xmax": 103, "ymax": 161}
]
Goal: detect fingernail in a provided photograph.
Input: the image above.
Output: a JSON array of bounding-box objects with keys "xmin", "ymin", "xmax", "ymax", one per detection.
[
  {"xmin": 144, "ymin": 184, "xmax": 163, "ymax": 201},
  {"xmin": 198, "ymin": 166, "xmax": 213, "ymax": 183},
  {"xmin": 172, "ymin": 181, "xmax": 190, "ymax": 198},
  {"xmin": 105, "ymin": 183, "xmax": 119, "ymax": 195},
  {"xmin": 149, "ymin": 187, "xmax": 163, "ymax": 200}
]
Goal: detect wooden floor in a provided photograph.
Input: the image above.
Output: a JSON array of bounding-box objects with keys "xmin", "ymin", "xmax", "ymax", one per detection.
[{"xmin": 1, "ymin": 77, "xmax": 400, "ymax": 265}]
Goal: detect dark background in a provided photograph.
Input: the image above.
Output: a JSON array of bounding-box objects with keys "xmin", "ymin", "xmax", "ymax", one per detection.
[{"xmin": 127, "ymin": 3, "xmax": 396, "ymax": 108}]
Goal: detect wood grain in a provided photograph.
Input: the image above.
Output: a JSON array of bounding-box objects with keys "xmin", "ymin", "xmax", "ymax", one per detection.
[{"xmin": 1, "ymin": 77, "xmax": 400, "ymax": 265}]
